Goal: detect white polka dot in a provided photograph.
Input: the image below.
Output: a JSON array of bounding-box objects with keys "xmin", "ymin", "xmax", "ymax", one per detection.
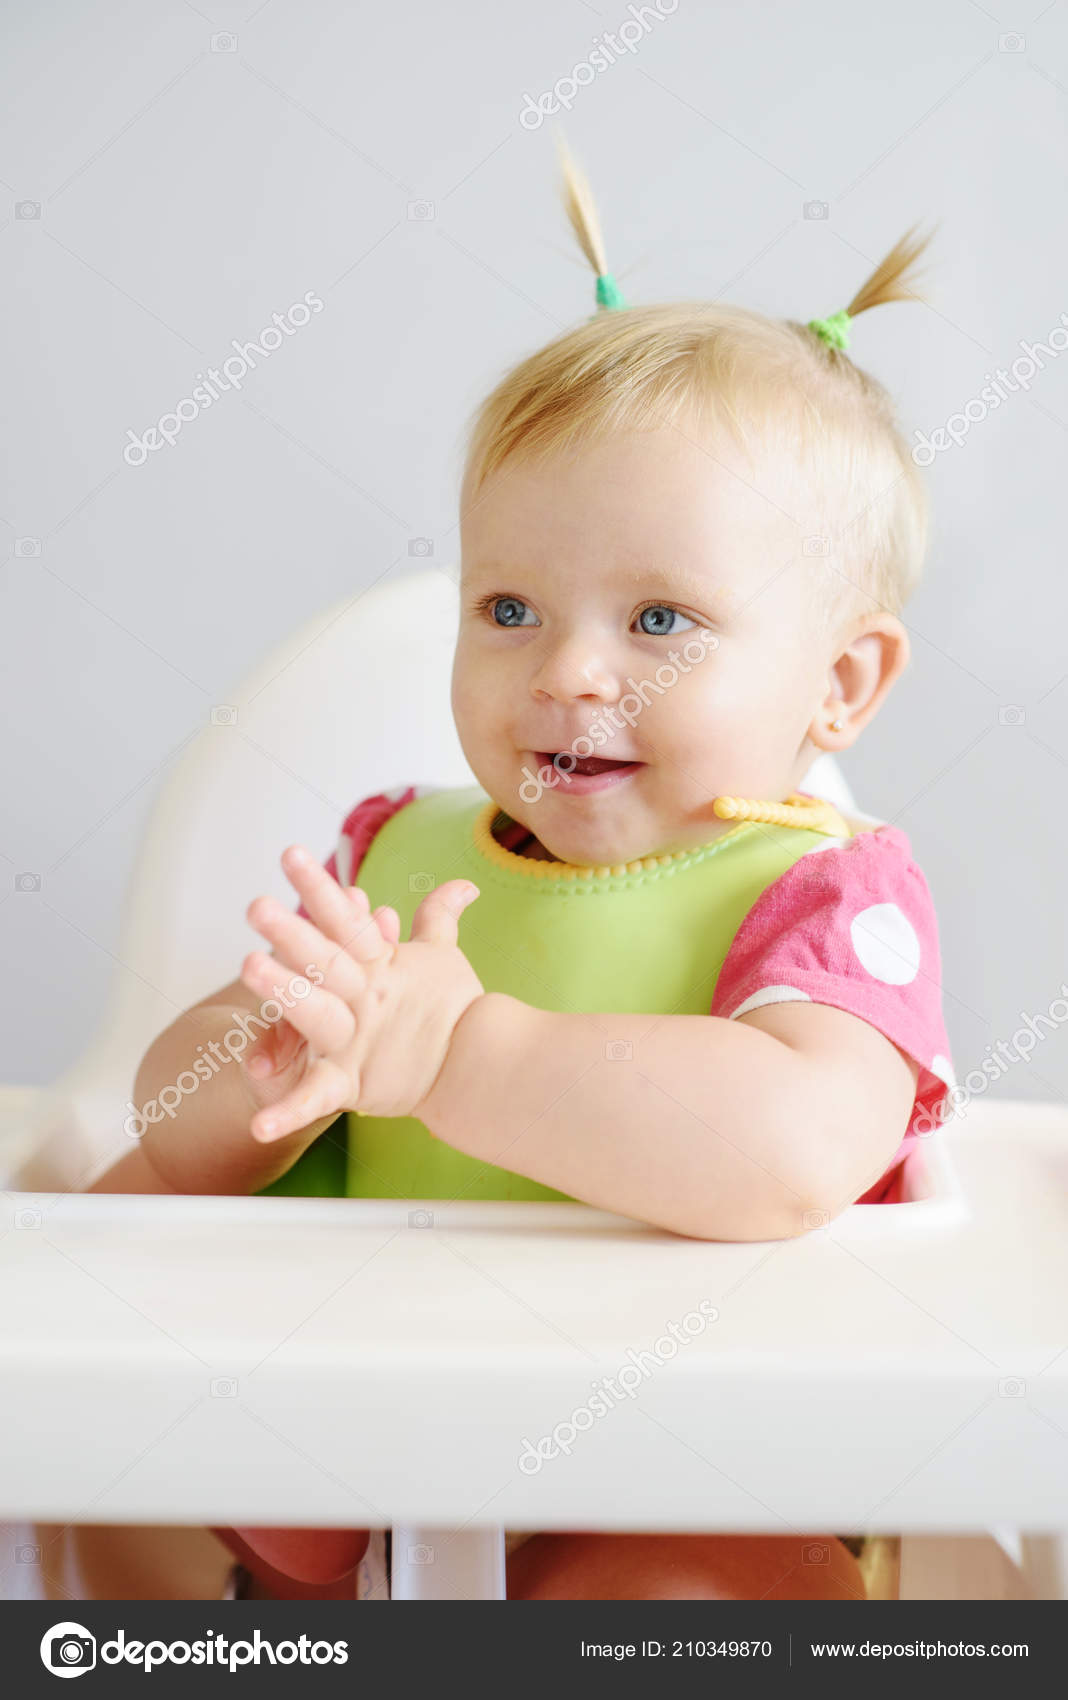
[
  {"xmin": 850, "ymin": 902, "xmax": 920, "ymax": 985},
  {"xmin": 801, "ymin": 836, "xmax": 848, "ymax": 857},
  {"xmin": 728, "ymin": 985, "xmax": 812, "ymax": 1019},
  {"xmin": 930, "ymin": 1052, "xmax": 956, "ymax": 1088}
]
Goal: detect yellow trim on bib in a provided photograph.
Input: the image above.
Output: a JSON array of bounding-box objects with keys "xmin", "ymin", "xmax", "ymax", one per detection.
[
  {"xmin": 472, "ymin": 800, "xmax": 752, "ymax": 880},
  {"xmin": 472, "ymin": 791, "xmax": 850, "ymax": 879},
  {"xmin": 712, "ymin": 792, "xmax": 853, "ymax": 836}
]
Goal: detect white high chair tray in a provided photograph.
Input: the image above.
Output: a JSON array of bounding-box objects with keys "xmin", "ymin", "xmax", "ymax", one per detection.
[{"xmin": 0, "ymin": 1099, "xmax": 1064, "ymax": 1535}]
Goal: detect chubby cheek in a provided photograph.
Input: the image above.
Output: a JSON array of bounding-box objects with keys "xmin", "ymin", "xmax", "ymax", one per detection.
[
  {"xmin": 451, "ymin": 651, "xmax": 506, "ymax": 769},
  {"xmin": 645, "ymin": 666, "xmax": 729, "ymax": 756},
  {"xmin": 647, "ymin": 666, "xmax": 782, "ymax": 792},
  {"xmin": 450, "ymin": 663, "xmax": 478, "ymax": 759}
]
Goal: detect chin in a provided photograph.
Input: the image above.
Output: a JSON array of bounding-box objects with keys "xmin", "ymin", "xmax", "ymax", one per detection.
[{"xmin": 536, "ymin": 819, "xmax": 642, "ymax": 869}]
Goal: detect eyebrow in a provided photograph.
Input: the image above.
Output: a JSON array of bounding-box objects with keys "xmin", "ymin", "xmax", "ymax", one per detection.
[{"xmin": 616, "ymin": 568, "xmax": 735, "ymax": 612}]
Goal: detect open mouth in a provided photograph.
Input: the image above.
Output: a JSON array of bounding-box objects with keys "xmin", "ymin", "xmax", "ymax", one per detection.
[
  {"xmin": 534, "ymin": 751, "xmax": 646, "ymax": 791},
  {"xmin": 538, "ymin": 752, "xmax": 642, "ymax": 776}
]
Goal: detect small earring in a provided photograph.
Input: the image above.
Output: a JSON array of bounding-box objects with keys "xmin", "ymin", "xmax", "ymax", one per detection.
[{"xmin": 829, "ymin": 715, "xmax": 844, "ymax": 732}]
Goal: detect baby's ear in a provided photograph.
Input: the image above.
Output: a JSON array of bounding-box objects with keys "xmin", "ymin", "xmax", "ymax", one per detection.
[{"xmin": 817, "ymin": 617, "xmax": 910, "ymax": 750}]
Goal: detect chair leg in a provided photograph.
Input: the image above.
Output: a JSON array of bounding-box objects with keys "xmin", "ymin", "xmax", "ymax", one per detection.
[
  {"xmin": 389, "ymin": 1526, "xmax": 506, "ymax": 1600},
  {"xmin": 1017, "ymin": 1532, "xmax": 1068, "ymax": 1600},
  {"xmin": 4, "ymin": 1521, "xmax": 233, "ymax": 1601},
  {"xmin": 855, "ymin": 1535, "xmax": 900, "ymax": 1600},
  {"xmin": 1, "ymin": 1522, "xmax": 48, "ymax": 1600},
  {"xmin": 899, "ymin": 1532, "xmax": 1033, "ymax": 1599}
]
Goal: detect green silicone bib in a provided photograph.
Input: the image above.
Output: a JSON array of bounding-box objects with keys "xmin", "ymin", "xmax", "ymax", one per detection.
[{"xmin": 257, "ymin": 786, "xmax": 846, "ymax": 1204}]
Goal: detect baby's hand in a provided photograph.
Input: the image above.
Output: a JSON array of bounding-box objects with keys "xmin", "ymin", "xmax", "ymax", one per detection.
[{"xmin": 240, "ymin": 846, "xmax": 483, "ymax": 1143}]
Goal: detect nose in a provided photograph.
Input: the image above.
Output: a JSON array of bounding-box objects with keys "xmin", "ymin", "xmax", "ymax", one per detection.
[{"xmin": 528, "ymin": 628, "xmax": 620, "ymax": 704}]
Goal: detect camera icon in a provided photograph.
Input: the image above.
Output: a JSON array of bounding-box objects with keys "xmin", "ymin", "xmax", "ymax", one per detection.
[
  {"xmin": 408, "ymin": 1208, "xmax": 434, "ymax": 1228},
  {"xmin": 408, "ymin": 536, "xmax": 434, "ymax": 557},
  {"xmin": 802, "ymin": 1208, "xmax": 829, "ymax": 1231},
  {"xmin": 15, "ymin": 537, "xmax": 41, "ymax": 556},
  {"xmin": 998, "ymin": 1376, "xmax": 1025, "ymax": 1397},
  {"xmin": 14, "ymin": 872, "xmax": 41, "ymax": 892},
  {"xmin": 803, "ymin": 200, "xmax": 829, "ymax": 220},
  {"xmin": 16, "ymin": 1543, "xmax": 41, "ymax": 1563},
  {"xmin": 998, "ymin": 33, "xmax": 1025, "ymax": 52},
  {"xmin": 407, "ymin": 201, "xmax": 435, "ymax": 221},
  {"xmin": 211, "ymin": 32, "xmax": 237, "ymax": 52},
  {"xmin": 211, "ymin": 1376, "xmax": 238, "ymax": 1397},
  {"xmin": 45, "ymin": 1627, "xmax": 96, "ymax": 1671},
  {"xmin": 802, "ymin": 535, "xmax": 829, "ymax": 556},
  {"xmin": 407, "ymin": 1544, "xmax": 434, "ymax": 1563},
  {"xmin": 998, "ymin": 705, "xmax": 1025, "ymax": 726},
  {"xmin": 409, "ymin": 871, "xmax": 435, "ymax": 893},
  {"xmin": 15, "ymin": 201, "xmax": 41, "ymax": 220},
  {"xmin": 605, "ymin": 1040, "xmax": 633, "ymax": 1061},
  {"xmin": 802, "ymin": 1541, "xmax": 830, "ymax": 1564},
  {"xmin": 16, "ymin": 1207, "xmax": 42, "ymax": 1229},
  {"xmin": 211, "ymin": 704, "xmax": 238, "ymax": 726}
]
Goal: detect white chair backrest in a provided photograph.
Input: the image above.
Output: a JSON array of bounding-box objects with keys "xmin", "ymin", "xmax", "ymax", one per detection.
[
  {"xmin": 51, "ymin": 564, "xmax": 856, "ymax": 1181},
  {"xmin": 88, "ymin": 567, "xmax": 476, "ymax": 1092}
]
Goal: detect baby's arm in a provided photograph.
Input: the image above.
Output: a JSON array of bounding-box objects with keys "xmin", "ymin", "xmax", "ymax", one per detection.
[
  {"xmin": 91, "ymin": 977, "xmax": 342, "ymax": 1196},
  {"xmin": 418, "ymin": 995, "xmax": 919, "ymax": 1241}
]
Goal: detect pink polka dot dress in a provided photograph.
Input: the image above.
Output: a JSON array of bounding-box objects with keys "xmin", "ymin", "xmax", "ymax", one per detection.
[{"xmin": 709, "ymin": 819, "xmax": 955, "ymax": 1203}]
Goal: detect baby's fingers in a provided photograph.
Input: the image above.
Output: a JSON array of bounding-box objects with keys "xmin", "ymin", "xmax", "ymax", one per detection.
[
  {"xmin": 246, "ymin": 898, "xmax": 366, "ymax": 1003},
  {"xmin": 409, "ymin": 880, "xmax": 480, "ymax": 946},
  {"xmin": 281, "ymin": 846, "xmax": 392, "ymax": 965},
  {"xmin": 244, "ymin": 1012, "xmax": 304, "ymax": 1083},
  {"xmin": 240, "ymin": 950, "xmax": 357, "ymax": 1055},
  {"xmin": 250, "ymin": 1055, "xmax": 355, "ymax": 1144},
  {"xmin": 372, "ymin": 905, "xmax": 400, "ymax": 948}
]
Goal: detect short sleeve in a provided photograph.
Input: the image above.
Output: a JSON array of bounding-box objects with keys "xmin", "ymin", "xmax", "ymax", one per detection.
[
  {"xmin": 710, "ymin": 825, "xmax": 957, "ymax": 1203},
  {"xmin": 294, "ymin": 784, "xmax": 422, "ymax": 919}
]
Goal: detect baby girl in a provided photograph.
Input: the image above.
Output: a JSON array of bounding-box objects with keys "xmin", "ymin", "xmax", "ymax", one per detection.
[{"xmin": 95, "ymin": 149, "xmax": 954, "ymax": 1602}]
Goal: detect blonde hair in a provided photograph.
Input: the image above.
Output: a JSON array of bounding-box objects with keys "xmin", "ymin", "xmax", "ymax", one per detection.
[{"xmin": 462, "ymin": 144, "xmax": 936, "ymax": 628}]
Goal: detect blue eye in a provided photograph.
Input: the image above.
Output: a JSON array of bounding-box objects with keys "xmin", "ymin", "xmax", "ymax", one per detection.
[
  {"xmin": 484, "ymin": 596, "xmax": 538, "ymax": 627},
  {"xmin": 636, "ymin": 605, "xmax": 696, "ymax": 636}
]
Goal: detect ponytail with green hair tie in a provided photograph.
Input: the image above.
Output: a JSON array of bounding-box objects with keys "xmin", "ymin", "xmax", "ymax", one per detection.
[
  {"xmin": 595, "ymin": 272, "xmax": 627, "ymax": 311},
  {"xmin": 807, "ymin": 307, "xmax": 852, "ymax": 351}
]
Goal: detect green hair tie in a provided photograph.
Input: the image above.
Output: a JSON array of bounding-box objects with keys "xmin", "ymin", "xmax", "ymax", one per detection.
[
  {"xmin": 807, "ymin": 307, "xmax": 851, "ymax": 351},
  {"xmin": 595, "ymin": 272, "xmax": 627, "ymax": 311}
]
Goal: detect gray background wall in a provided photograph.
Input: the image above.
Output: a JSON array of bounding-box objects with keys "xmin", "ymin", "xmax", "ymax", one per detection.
[{"xmin": 2, "ymin": 0, "xmax": 1067, "ymax": 1107}]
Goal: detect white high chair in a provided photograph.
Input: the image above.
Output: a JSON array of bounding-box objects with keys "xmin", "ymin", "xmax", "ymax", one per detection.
[{"xmin": 1, "ymin": 566, "xmax": 1065, "ymax": 1603}]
